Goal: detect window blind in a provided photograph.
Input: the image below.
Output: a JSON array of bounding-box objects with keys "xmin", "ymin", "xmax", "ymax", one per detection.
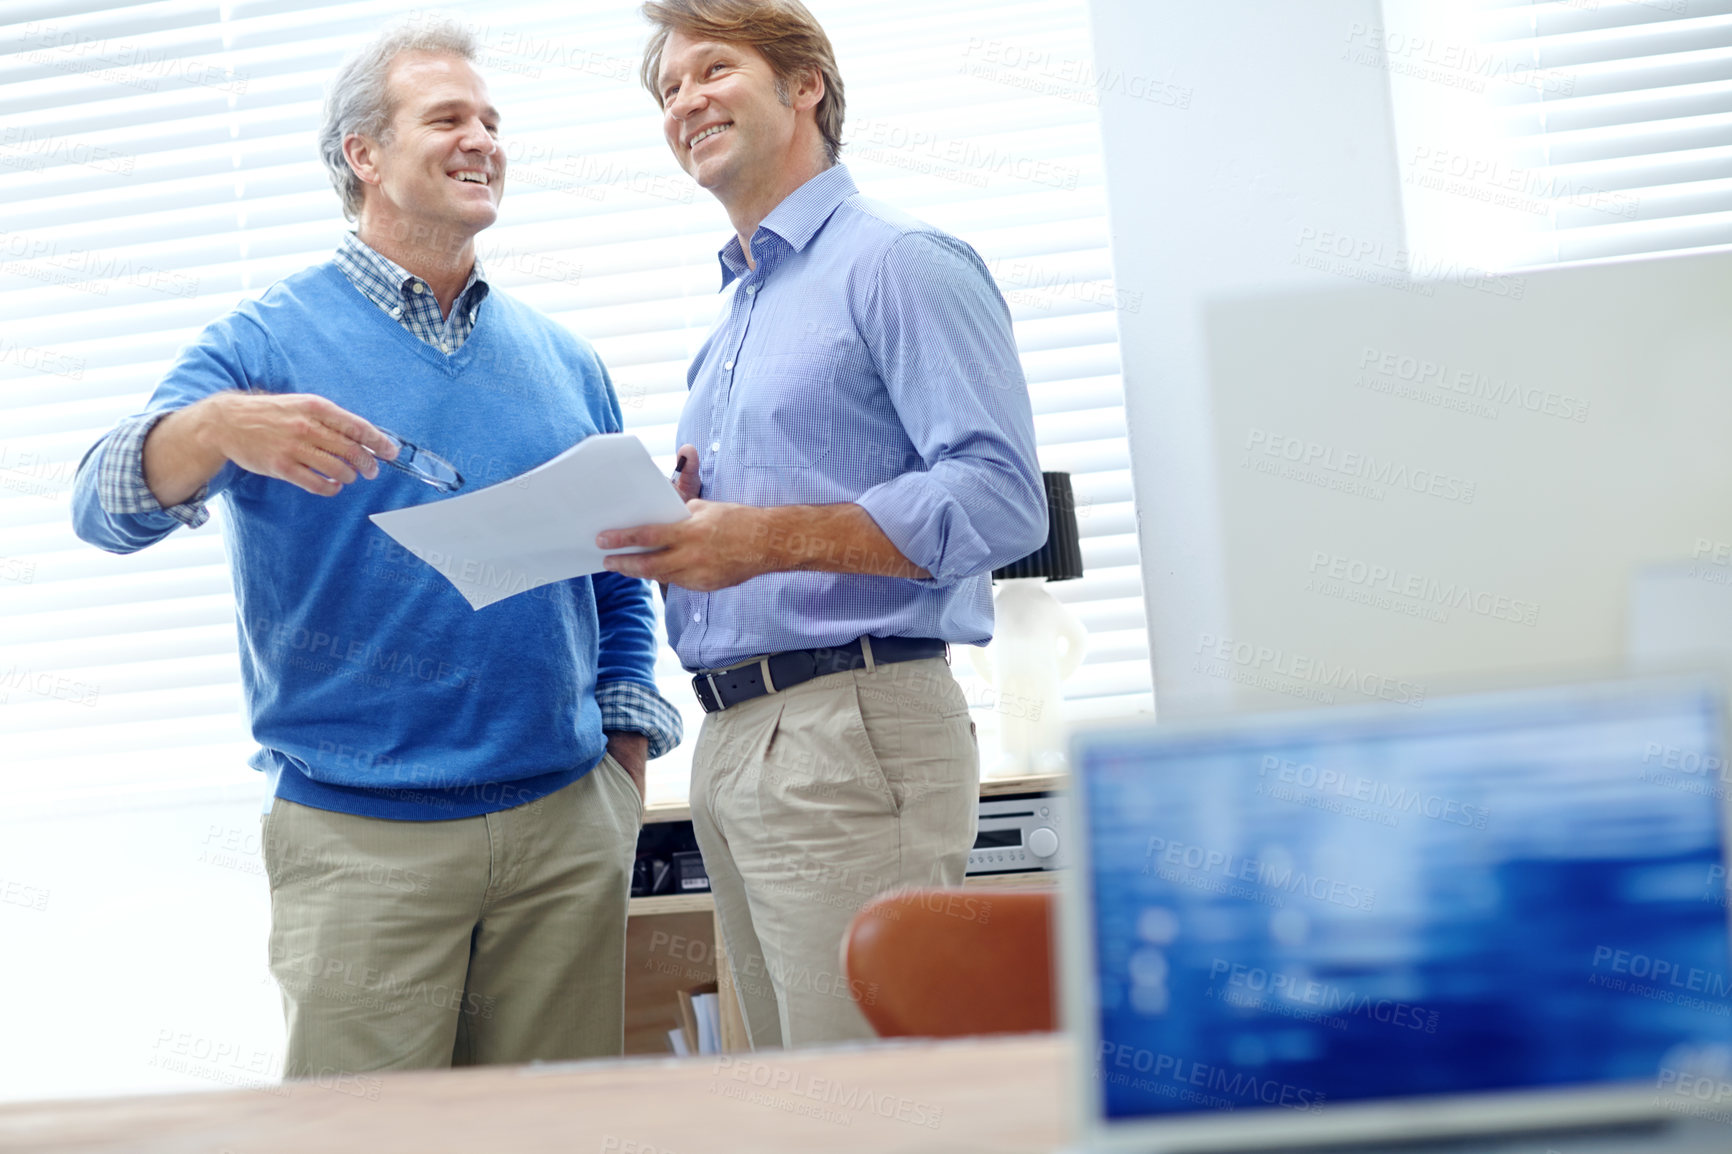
[
  {"xmin": 1383, "ymin": 0, "xmax": 1732, "ymax": 269},
  {"xmin": 0, "ymin": 0, "xmax": 1151, "ymax": 811}
]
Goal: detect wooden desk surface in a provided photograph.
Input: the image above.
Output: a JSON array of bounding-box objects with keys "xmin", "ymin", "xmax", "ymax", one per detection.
[{"xmin": 0, "ymin": 1034, "xmax": 1072, "ymax": 1154}]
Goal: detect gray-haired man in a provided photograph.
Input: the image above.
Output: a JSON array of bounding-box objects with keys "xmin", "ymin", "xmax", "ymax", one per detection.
[{"xmin": 70, "ymin": 18, "xmax": 681, "ymax": 1074}]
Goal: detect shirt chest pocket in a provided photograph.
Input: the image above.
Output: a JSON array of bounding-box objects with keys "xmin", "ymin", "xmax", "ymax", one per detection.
[{"xmin": 724, "ymin": 353, "xmax": 837, "ymax": 468}]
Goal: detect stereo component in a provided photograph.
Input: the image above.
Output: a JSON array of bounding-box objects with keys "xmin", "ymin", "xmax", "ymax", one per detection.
[{"xmin": 967, "ymin": 793, "xmax": 1066, "ymax": 874}]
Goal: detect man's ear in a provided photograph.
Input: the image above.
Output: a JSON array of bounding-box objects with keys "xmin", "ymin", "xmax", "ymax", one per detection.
[
  {"xmin": 343, "ymin": 132, "xmax": 384, "ymax": 189},
  {"xmin": 790, "ymin": 64, "xmax": 824, "ymax": 114}
]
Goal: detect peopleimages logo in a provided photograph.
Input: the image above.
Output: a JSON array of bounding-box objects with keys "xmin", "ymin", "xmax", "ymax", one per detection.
[
  {"xmin": 1639, "ymin": 743, "xmax": 1732, "ymax": 802},
  {"xmin": 710, "ymin": 1056, "xmax": 945, "ymax": 1129},
  {"xmin": 1307, "ymin": 551, "xmax": 1539, "ymax": 628},
  {"xmin": 1144, "ymin": 837, "xmax": 1377, "ymax": 912},
  {"xmin": 1342, "ymin": 23, "xmax": 1575, "ymax": 96},
  {"xmin": 1590, "ymin": 946, "xmax": 1732, "ymax": 1003},
  {"xmin": 1097, "ymin": 1043, "xmax": 1326, "ymax": 1112},
  {"xmin": 249, "ymin": 613, "xmax": 481, "ymax": 692},
  {"xmin": 1657, "ymin": 1064, "xmax": 1732, "ymax": 1120},
  {"xmin": 1243, "ymin": 428, "xmax": 1476, "ymax": 504},
  {"xmin": 0, "ymin": 664, "xmax": 100, "ymax": 707},
  {"xmin": 1195, "ymin": 633, "xmax": 1426, "ymax": 707},
  {"xmin": 1208, "ymin": 959, "xmax": 1440, "ymax": 1033},
  {"xmin": 1405, "ymin": 146, "xmax": 1637, "ymax": 221},
  {"xmin": 849, "ymin": 118, "xmax": 1080, "ymax": 190},
  {"xmin": 1292, "ymin": 226, "xmax": 1526, "ymax": 299},
  {"xmin": 1357, "ymin": 346, "xmax": 1589, "ymax": 423},
  {"xmin": 1258, "ymin": 755, "xmax": 1489, "ymax": 829}
]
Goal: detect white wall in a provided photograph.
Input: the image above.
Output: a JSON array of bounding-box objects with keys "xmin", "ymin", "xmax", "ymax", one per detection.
[
  {"xmin": 1207, "ymin": 249, "xmax": 1732, "ymax": 709},
  {"xmin": 0, "ymin": 795, "xmax": 280, "ymax": 1102},
  {"xmin": 1086, "ymin": 0, "xmax": 1410, "ymax": 717}
]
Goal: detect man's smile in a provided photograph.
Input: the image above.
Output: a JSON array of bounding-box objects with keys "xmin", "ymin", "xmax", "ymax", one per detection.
[{"xmin": 686, "ymin": 122, "xmax": 732, "ymax": 150}]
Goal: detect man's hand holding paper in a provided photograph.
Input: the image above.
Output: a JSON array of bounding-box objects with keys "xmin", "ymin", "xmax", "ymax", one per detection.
[{"xmin": 598, "ymin": 443, "xmax": 931, "ymax": 593}]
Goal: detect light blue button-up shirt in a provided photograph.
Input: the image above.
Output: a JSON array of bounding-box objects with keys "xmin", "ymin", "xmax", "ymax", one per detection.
[{"xmin": 669, "ymin": 165, "xmax": 1047, "ymax": 672}]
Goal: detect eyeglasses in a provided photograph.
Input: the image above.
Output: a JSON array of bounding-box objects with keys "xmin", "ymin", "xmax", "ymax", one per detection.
[{"xmin": 373, "ymin": 428, "xmax": 464, "ymax": 493}]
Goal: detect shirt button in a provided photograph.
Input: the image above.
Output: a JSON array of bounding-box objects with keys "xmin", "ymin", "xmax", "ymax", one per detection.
[
  {"xmin": 390, "ymin": 306, "xmax": 402, "ymax": 317},
  {"xmin": 411, "ymin": 283, "xmax": 425, "ymax": 295},
  {"xmin": 745, "ymin": 285, "xmax": 756, "ymax": 295},
  {"xmin": 723, "ymin": 360, "xmax": 734, "ymax": 370},
  {"xmin": 710, "ymin": 441, "xmax": 720, "ymax": 452},
  {"xmin": 441, "ymin": 342, "xmax": 451, "ymax": 353},
  {"xmin": 692, "ymin": 612, "xmax": 702, "ymax": 623}
]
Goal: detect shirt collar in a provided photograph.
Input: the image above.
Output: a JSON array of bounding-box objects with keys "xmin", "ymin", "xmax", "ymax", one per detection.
[
  {"xmin": 717, "ymin": 164, "xmax": 858, "ymax": 289},
  {"xmin": 338, "ymin": 232, "xmax": 490, "ymax": 308}
]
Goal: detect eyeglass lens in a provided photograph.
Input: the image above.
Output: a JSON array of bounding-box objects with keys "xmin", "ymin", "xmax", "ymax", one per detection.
[{"xmin": 374, "ymin": 429, "xmax": 464, "ymax": 492}]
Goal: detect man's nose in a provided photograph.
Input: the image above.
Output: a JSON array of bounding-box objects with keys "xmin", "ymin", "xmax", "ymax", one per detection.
[
  {"xmin": 667, "ymin": 84, "xmax": 706, "ymax": 124},
  {"xmin": 459, "ymin": 117, "xmax": 499, "ymax": 156}
]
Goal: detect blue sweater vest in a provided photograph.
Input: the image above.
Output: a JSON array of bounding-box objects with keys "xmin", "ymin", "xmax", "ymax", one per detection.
[{"xmin": 73, "ymin": 262, "xmax": 661, "ymax": 820}]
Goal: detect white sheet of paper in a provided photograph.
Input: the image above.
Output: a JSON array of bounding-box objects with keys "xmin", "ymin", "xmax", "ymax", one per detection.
[{"xmin": 368, "ymin": 433, "xmax": 690, "ymax": 610}]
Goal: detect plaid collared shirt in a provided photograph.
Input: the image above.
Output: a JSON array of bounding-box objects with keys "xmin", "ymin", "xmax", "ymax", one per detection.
[
  {"xmin": 332, "ymin": 231, "xmax": 490, "ymax": 354},
  {"xmin": 92, "ymin": 235, "xmax": 683, "ymax": 759}
]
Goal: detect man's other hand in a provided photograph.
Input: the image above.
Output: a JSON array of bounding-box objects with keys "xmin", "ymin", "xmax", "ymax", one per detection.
[
  {"xmin": 605, "ymin": 731, "xmax": 648, "ymax": 802},
  {"xmin": 671, "ymin": 442, "xmax": 701, "ymax": 502},
  {"xmin": 654, "ymin": 443, "xmax": 704, "ymax": 600}
]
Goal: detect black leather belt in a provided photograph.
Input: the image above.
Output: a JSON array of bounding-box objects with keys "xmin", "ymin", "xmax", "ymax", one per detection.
[{"xmin": 692, "ymin": 636, "xmax": 948, "ymax": 713}]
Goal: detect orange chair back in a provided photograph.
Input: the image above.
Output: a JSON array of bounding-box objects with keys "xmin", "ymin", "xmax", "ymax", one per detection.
[{"xmin": 842, "ymin": 887, "xmax": 1056, "ymax": 1037}]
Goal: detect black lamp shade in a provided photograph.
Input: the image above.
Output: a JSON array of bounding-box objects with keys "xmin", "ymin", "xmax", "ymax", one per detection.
[{"xmin": 992, "ymin": 471, "xmax": 1084, "ymax": 582}]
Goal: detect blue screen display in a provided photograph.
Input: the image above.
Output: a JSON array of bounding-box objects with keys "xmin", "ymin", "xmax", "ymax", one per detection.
[{"xmin": 1081, "ymin": 682, "xmax": 1732, "ymax": 1121}]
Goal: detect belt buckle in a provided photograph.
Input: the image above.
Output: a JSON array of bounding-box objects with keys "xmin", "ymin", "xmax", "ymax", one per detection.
[{"xmin": 693, "ymin": 672, "xmax": 720, "ymax": 713}]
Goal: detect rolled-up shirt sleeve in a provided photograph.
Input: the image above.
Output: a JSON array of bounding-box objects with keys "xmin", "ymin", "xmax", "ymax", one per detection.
[
  {"xmin": 72, "ymin": 317, "xmax": 258, "ymax": 554},
  {"xmin": 594, "ymin": 678, "xmax": 684, "ymax": 761},
  {"xmin": 95, "ymin": 412, "xmax": 212, "ymax": 525},
  {"xmin": 851, "ymin": 231, "xmax": 1048, "ymax": 584}
]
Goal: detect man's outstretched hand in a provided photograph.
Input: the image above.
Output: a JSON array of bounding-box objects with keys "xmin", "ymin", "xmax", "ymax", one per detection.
[{"xmin": 145, "ymin": 391, "xmax": 399, "ymax": 505}]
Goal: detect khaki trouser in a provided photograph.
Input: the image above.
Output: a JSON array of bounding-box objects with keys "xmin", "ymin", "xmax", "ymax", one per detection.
[
  {"xmin": 690, "ymin": 655, "xmax": 979, "ymax": 1048},
  {"xmin": 260, "ymin": 753, "xmax": 643, "ymax": 1076}
]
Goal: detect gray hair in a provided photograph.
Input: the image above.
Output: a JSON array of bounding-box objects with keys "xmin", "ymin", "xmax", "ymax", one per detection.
[{"xmin": 318, "ymin": 16, "xmax": 479, "ymax": 221}]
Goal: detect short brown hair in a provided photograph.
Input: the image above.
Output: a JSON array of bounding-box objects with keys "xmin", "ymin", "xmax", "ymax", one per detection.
[{"xmin": 640, "ymin": 0, "xmax": 845, "ymax": 165}]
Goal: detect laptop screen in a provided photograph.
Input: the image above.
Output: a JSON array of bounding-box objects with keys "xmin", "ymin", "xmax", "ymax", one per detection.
[{"xmin": 1078, "ymin": 680, "xmax": 1732, "ymax": 1122}]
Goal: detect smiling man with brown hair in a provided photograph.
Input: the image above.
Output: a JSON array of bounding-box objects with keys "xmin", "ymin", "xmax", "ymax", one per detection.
[
  {"xmin": 71, "ymin": 17, "xmax": 681, "ymax": 1075},
  {"xmin": 602, "ymin": 0, "xmax": 1046, "ymax": 1048}
]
